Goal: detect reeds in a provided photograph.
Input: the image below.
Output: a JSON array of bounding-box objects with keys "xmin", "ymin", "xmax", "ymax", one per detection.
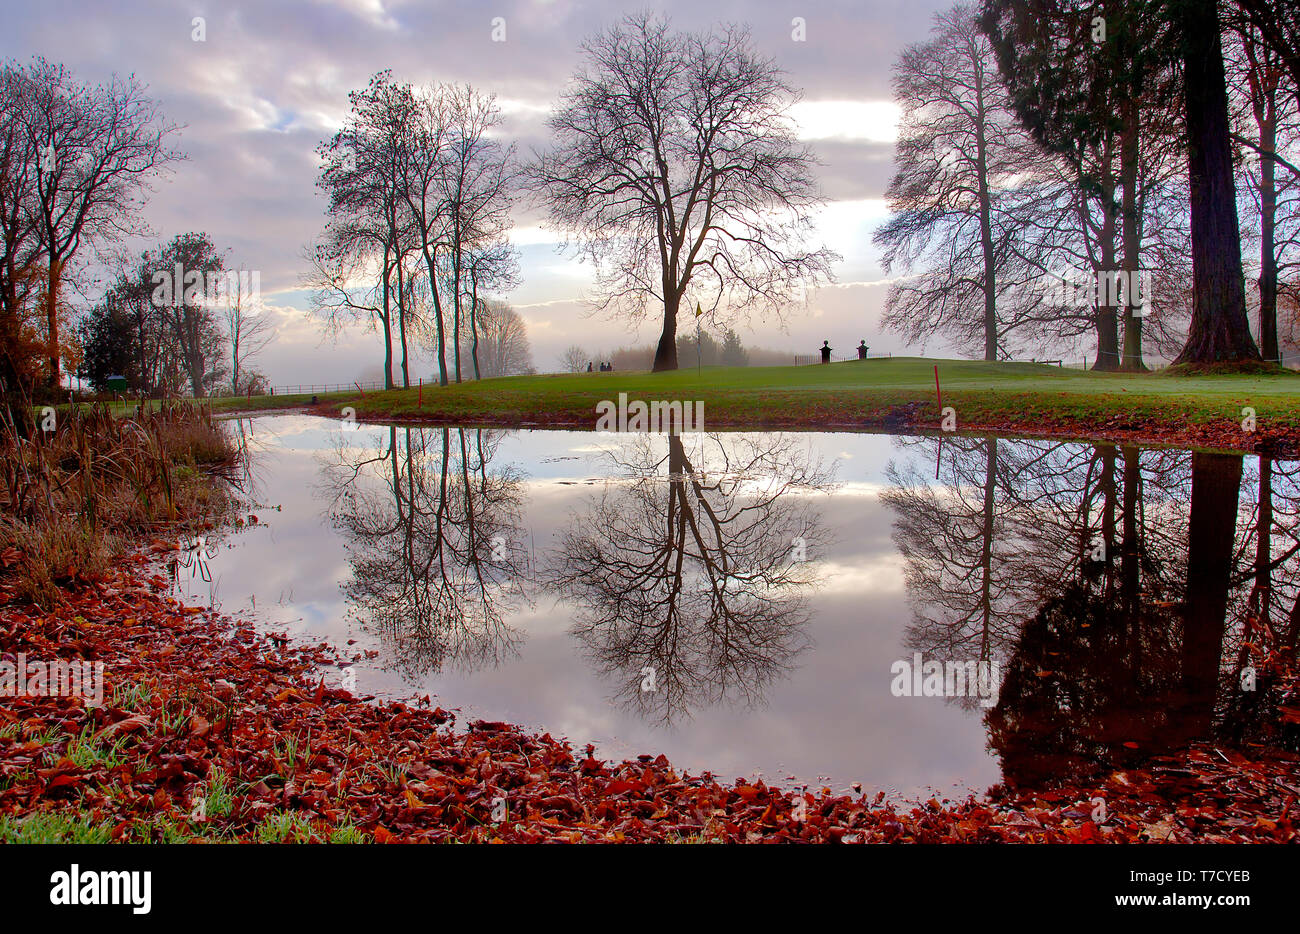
[{"xmin": 0, "ymin": 402, "xmax": 239, "ymax": 607}]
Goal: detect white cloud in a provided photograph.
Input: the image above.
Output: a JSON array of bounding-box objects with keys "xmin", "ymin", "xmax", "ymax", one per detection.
[{"xmin": 791, "ymin": 101, "xmax": 900, "ymax": 143}]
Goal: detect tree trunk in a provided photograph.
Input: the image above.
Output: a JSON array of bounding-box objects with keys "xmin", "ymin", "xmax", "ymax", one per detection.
[
  {"xmin": 653, "ymin": 291, "xmax": 680, "ymax": 372},
  {"xmin": 421, "ymin": 247, "xmax": 449, "ymax": 386},
  {"xmin": 381, "ymin": 246, "xmax": 394, "ymax": 390},
  {"xmin": 1119, "ymin": 102, "xmax": 1146, "ymax": 371},
  {"xmin": 978, "ymin": 436, "xmax": 998, "ymax": 660},
  {"xmin": 1120, "ymin": 445, "xmax": 1141, "ymax": 619},
  {"xmin": 1179, "ymin": 452, "xmax": 1243, "ymax": 735},
  {"xmin": 973, "ymin": 61, "xmax": 999, "ymax": 362},
  {"xmin": 396, "ymin": 255, "xmax": 409, "ymax": 388},
  {"xmin": 1253, "ymin": 455, "xmax": 1273, "ymax": 636},
  {"xmin": 45, "ymin": 255, "xmax": 62, "ymax": 390},
  {"xmin": 1258, "ymin": 101, "xmax": 1279, "ymax": 363},
  {"xmin": 1173, "ymin": 0, "xmax": 1260, "ymax": 364},
  {"xmin": 470, "ymin": 288, "xmax": 482, "ymax": 381},
  {"xmin": 1094, "ymin": 172, "xmax": 1120, "ymax": 371}
]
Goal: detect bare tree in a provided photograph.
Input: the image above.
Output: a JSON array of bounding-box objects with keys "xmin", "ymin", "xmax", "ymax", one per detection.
[
  {"xmin": 316, "ymin": 71, "xmax": 411, "ymax": 390},
  {"xmin": 462, "ymin": 299, "xmax": 532, "ymax": 378},
  {"xmin": 439, "ymin": 86, "xmax": 517, "ymax": 383},
  {"xmin": 531, "ymin": 13, "xmax": 837, "ymax": 371},
  {"xmin": 14, "ymin": 58, "xmax": 179, "ymax": 389},
  {"xmin": 874, "ymin": 5, "xmax": 1042, "ymax": 361},
  {"xmin": 559, "ymin": 344, "xmax": 588, "ymax": 373},
  {"xmin": 1227, "ymin": 22, "xmax": 1300, "ymax": 365},
  {"xmin": 222, "ymin": 265, "xmax": 272, "ymax": 394}
]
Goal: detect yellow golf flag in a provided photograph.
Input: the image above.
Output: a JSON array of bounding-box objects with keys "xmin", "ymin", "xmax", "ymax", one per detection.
[{"xmin": 695, "ymin": 302, "xmax": 703, "ymax": 318}]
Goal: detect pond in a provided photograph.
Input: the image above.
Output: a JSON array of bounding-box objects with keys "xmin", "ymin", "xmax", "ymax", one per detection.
[{"xmin": 167, "ymin": 414, "xmax": 1300, "ymax": 801}]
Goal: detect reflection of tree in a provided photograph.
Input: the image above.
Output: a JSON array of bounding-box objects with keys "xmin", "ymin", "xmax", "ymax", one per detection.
[
  {"xmin": 320, "ymin": 425, "xmax": 528, "ymax": 680},
  {"xmin": 986, "ymin": 583, "xmax": 1183, "ymax": 786},
  {"xmin": 882, "ymin": 436, "xmax": 1026, "ymax": 701},
  {"xmin": 886, "ymin": 436, "xmax": 1300, "ymax": 785},
  {"xmin": 547, "ymin": 432, "xmax": 836, "ymax": 724},
  {"xmin": 987, "ymin": 450, "xmax": 1300, "ymax": 784}
]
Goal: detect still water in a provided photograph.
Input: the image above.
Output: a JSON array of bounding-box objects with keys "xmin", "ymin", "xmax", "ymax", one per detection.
[{"xmin": 168, "ymin": 415, "xmax": 1299, "ymax": 800}]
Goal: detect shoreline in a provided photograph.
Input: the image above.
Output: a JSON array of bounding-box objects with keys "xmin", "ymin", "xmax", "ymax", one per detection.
[{"xmin": 215, "ymin": 398, "xmax": 1300, "ymax": 460}]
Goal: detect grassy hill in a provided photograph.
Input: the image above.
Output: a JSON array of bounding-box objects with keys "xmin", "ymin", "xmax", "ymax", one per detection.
[{"xmin": 204, "ymin": 356, "xmax": 1300, "ymax": 453}]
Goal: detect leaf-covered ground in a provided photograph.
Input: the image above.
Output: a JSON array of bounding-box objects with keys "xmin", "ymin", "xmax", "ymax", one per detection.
[{"xmin": 2, "ymin": 542, "xmax": 1298, "ymax": 843}]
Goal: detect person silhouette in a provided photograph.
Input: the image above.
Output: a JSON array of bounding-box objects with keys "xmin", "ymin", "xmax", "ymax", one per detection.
[
  {"xmin": 857, "ymin": 340, "xmax": 868, "ymax": 360},
  {"xmin": 820, "ymin": 340, "xmax": 831, "ymax": 364}
]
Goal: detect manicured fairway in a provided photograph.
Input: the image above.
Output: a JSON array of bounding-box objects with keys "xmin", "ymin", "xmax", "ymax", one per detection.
[{"xmin": 199, "ymin": 357, "xmax": 1300, "ymax": 452}]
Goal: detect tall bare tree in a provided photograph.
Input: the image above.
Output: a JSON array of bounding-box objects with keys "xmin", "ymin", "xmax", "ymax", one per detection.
[
  {"xmin": 875, "ymin": 4, "xmax": 1042, "ymax": 361},
  {"xmin": 1227, "ymin": 21, "xmax": 1300, "ymax": 365},
  {"xmin": 532, "ymin": 13, "xmax": 837, "ymax": 372},
  {"xmin": 438, "ymin": 86, "xmax": 517, "ymax": 383},
  {"xmin": 222, "ymin": 264, "xmax": 271, "ymax": 394},
  {"xmin": 459, "ymin": 298, "xmax": 532, "ymax": 378}
]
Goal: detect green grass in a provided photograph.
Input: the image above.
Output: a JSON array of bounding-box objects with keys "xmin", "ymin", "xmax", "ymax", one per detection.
[
  {"xmin": 203, "ymin": 357, "xmax": 1300, "ymax": 449},
  {"xmin": 0, "ymin": 811, "xmax": 115, "ymax": 844}
]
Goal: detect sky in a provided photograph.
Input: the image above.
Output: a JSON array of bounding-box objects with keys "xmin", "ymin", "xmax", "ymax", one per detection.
[{"xmin": 4, "ymin": 0, "xmax": 959, "ymax": 385}]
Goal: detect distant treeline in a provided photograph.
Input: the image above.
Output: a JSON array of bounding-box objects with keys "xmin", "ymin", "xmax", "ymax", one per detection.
[{"xmin": 562, "ymin": 327, "xmax": 808, "ymax": 372}]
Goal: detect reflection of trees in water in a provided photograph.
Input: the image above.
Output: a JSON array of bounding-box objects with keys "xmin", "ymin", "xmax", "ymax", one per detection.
[
  {"xmin": 547, "ymin": 432, "xmax": 837, "ymax": 724},
  {"xmin": 883, "ymin": 437, "xmax": 1300, "ymax": 785},
  {"xmin": 881, "ymin": 436, "xmax": 1027, "ymax": 708},
  {"xmin": 319, "ymin": 425, "xmax": 529, "ymax": 680}
]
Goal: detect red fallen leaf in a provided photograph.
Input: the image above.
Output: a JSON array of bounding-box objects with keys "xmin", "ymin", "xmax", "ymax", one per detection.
[
  {"xmin": 1066, "ymin": 821, "xmax": 1105, "ymax": 843},
  {"xmin": 540, "ymin": 795, "xmax": 583, "ymax": 816},
  {"xmin": 605, "ymin": 779, "xmax": 644, "ymax": 795},
  {"xmin": 1279, "ymin": 707, "xmax": 1300, "ymax": 724},
  {"xmin": 45, "ymin": 773, "xmax": 80, "ymax": 791},
  {"xmin": 96, "ymin": 714, "xmax": 151, "ymax": 740},
  {"xmin": 373, "ymin": 825, "xmax": 395, "ymax": 843},
  {"xmin": 1122, "ymin": 741, "xmax": 1141, "ymax": 749}
]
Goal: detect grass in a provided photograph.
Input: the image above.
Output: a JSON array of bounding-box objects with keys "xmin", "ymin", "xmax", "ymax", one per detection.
[
  {"xmin": 205, "ymin": 357, "xmax": 1300, "ymax": 448},
  {"xmin": 0, "ymin": 805, "xmax": 372, "ymax": 844}
]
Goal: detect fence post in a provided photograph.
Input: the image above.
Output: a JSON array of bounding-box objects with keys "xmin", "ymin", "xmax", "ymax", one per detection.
[{"xmin": 418, "ymin": 378, "xmax": 423, "ymax": 408}]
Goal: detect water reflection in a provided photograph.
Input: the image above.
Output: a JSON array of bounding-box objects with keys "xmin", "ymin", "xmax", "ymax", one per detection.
[
  {"xmin": 884, "ymin": 438, "xmax": 1300, "ymax": 787},
  {"xmin": 545, "ymin": 432, "xmax": 837, "ymax": 723},
  {"xmin": 192, "ymin": 416, "xmax": 1300, "ymax": 797},
  {"xmin": 319, "ymin": 426, "xmax": 529, "ymax": 678}
]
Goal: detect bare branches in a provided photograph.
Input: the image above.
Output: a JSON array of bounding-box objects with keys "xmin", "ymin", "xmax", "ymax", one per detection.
[
  {"xmin": 312, "ymin": 74, "xmax": 520, "ymax": 387},
  {"xmin": 530, "ymin": 12, "xmax": 837, "ymax": 371}
]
